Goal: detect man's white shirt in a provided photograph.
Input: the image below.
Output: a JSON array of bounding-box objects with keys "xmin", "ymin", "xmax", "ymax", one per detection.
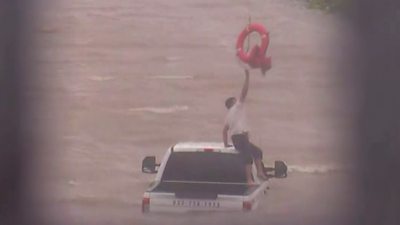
[{"xmin": 224, "ymin": 101, "xmax": 249, "ymax": 137}]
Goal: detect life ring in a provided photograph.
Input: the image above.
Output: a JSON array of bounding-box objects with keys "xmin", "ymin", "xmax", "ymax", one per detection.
[{"xmin": 236, "ymin": 23, "xmax": 271, "ymax": 73}]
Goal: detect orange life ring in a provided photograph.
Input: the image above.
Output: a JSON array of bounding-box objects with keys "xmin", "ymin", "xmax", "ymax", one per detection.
[{"xmin": 236, "ymin": 23, "xmax": 271, "ymax": 73}]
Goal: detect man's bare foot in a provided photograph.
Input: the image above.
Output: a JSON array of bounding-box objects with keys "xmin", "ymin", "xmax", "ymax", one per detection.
[{"xmin": 257, "ymin": 173, "xmax": 268, "ymax": 181}]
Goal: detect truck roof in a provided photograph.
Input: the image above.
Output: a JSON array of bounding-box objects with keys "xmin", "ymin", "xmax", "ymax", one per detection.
[{"xmin": 172, "ymin": 142, "xmax": 238, "ymax": 154}]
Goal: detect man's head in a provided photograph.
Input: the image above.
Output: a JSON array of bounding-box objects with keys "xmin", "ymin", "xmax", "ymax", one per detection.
[{"xmin": 225, "ymin": 97, "xmax": 237, "ymax": 109}]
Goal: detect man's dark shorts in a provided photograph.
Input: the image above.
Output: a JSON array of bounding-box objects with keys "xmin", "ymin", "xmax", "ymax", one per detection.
[{"xmin": 231, "ymin": 132, "xmax": 263, "ymax": 164}]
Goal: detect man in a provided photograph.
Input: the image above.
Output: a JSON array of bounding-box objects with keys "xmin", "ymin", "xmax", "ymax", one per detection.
[{"xmin": 223, "ymin": 69, "xmax": 268, "ymax": 184}]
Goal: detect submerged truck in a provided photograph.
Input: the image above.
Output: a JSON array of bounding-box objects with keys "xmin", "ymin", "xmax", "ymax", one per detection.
[{"xmin": 141, "ymin": 142, "xmax": 287, "ymax": 213}]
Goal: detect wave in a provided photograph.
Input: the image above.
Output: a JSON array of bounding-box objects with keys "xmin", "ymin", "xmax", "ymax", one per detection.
[
  {"xmin": 38, "ymin": 26, "xmax": 58, "ymax": 33},
  {"xmin": 88, "ymin": 76, "xmax": 116, "ymax": 81},
  {"xmin": 128, "ymin": 105, "xmax": 189, "ymax": 114},
  {"xmin": 165, "ymin": 56, "xmax": 182, "ymax": 62},
  {"xmin": 288, "ymin": 164, "xmax": 351, "ymax": 174},
  {"xmin": 148, "ymin": 75, "xmax": 194, "ymax": 80}
]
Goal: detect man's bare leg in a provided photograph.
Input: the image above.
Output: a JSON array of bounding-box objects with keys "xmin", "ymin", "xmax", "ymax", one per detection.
[
  {"xmin": 245, "ymin": 164, "xmax": 254, "ymax": 184},
  {"xmin": 255, "ymin": 159, "xmax": 268, "ymax": 180}
]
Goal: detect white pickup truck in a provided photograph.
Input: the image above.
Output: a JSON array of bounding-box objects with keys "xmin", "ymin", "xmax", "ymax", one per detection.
[{"xmin": 141, "ymin": 142, "xmax": 287, "ymax": 213}]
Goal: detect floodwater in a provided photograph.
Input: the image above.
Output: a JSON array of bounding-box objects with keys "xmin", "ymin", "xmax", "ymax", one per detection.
[{"xmin": 31, "ymin": 0, "xmax": 359, "ymax": 224}]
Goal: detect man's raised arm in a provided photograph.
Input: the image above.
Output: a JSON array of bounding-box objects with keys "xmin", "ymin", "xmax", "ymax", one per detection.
[{"xmin": 239, "ymin": 69, "xmax": 250, "ymax": 102}]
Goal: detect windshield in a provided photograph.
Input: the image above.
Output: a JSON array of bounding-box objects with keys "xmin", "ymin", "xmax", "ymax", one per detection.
[{"xmin": 161, "ymin": 152, "xmax": 247, "ymax": 183}]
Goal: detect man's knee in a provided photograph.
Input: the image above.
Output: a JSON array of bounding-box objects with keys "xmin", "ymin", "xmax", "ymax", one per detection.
[
  {"xmin": 249, "ymin": 143, "xmax": 263, "ymax": 159},
  {"xmin": 254, "ymin": 148, "xmax": 262, "ymax": 159}
]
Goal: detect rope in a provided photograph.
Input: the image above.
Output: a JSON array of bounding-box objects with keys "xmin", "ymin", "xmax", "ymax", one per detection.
[{"xmin": 246, "ymin": 16, "xmax": 252, "ymax": 52}]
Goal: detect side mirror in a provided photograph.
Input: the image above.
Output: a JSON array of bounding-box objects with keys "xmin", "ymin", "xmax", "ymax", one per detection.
[
  {"xmin": 274, "ymin": 160, "xmax": 288, "ymax": 178},
  {"xmin": 142, "ymin": 156, "xmax": 159, "ymax": 174}
]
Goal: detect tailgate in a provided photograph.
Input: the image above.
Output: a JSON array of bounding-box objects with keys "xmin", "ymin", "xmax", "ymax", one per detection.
[
  {"xmin": 143, "ymin": 181, "xmax": 265, "ymax": 212},
  {"xmin": 148, "ymin": 192, "xmax": 242, "ymax": 212}
]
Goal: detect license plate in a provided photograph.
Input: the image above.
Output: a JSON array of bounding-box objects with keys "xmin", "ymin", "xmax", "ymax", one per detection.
[{"xmin": 172, "ymin": 199, "xmax": 220, "ymax": 208}]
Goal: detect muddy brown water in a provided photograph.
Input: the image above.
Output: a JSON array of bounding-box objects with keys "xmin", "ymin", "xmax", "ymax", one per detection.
[{"xmin": 30, "ymin": 0, "xmax": 359, "ymax": 224}]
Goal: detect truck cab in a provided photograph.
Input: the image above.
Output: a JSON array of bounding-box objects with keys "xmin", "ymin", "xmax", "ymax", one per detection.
[{"xmin": 141, "ymin": 142, "xmax": 287, "ymax": 213}]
